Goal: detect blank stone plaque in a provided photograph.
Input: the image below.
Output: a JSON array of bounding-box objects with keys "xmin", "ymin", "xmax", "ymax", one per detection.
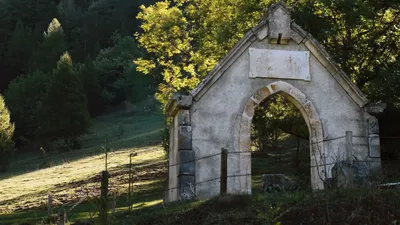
[{"xmin": 249, "ymin": 48, "xmax": 310, "ymax": 81}]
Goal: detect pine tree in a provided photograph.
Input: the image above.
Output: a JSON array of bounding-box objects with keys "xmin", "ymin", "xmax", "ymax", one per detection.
[
  {"xmin": 57, "ymin": 0, "xmax": 85, "ymax": 62},
  {"xmin": 40, "ymin": 52, "xmax": 90, "ymax": 148},
  {"xmin": 31, "ymin": 18, "xmax": 67, "ymax": 73},
  {"xmin": 0, "ymin": 3, "xmax": 16, "ymax": 91},
  {"xmin": 5, "ymin": 71, "xmax": 51, "ymax": 142},
  {"xmin": 0, "ymin": 94, "xmax": 15, "ymax": 172},
  {"xmin": 78, "ymin": 56, "xmax": 105, "ymax": 116},
  {"xmin": 5, "ymin": 20, "xmax": 33, "ymax": 77}
]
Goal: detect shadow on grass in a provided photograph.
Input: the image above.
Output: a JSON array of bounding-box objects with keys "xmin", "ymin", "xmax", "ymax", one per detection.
[
  {"xmin": 0, "ymin": 187, "xmax": 54, "ymax": 212},
  {"xmin": 0, "ymin": 147, "xmax": 168, "ymax": 224},
  {"xmin": 5, "ymin": 189, "xmax": 400, "ymax": 225},
  {"xmin": 0, "ymin": 173, "xmax": 166, "ymax": 224},
  {"xmin": 0, "ymin": 112, "xmax": 165, "ymax": 181}
]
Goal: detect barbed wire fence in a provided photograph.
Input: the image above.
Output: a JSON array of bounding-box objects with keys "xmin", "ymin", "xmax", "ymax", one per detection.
[
  {"xmin": 45, "ymin": 133, "xmax": 400, "ymax": 220},
  {"xmin": 133, "ymin": 133, "xmax": 400, "ymax": 201}
]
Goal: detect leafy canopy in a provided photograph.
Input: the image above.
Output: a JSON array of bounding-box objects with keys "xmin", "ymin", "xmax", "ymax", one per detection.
[
  {"xmin": 135, "ymin": 0, "xmax": 400, "ymax": 108},
  {"xmin": 135, "ymin": 0, "xmax": 267, "ymax": 107}
]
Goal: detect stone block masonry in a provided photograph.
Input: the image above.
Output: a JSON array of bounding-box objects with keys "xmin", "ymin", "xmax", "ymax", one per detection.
[{"xmin": 165, "ymin": 1, "xmax": 383, "ymax": 203}]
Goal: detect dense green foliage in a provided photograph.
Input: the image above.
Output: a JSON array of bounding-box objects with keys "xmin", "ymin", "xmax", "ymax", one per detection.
[
  {"xmin": 39, "ymin": 52, "xmax": 90, "ymax": 147},
  {"xmin": 0, "ymin": 94, "xmax": 14, "ymax": 172},
  {"xmin": 92, "ymin": 35, "xmax": 153, "ymax": 106},
  {"xmin": 0, "ymin": 0, "xmax": 157, "ymax": 152},
  {"xmin": 136, "ymin": 0, "xmax": 400, "ymax": 108},
  {"xmin": 5, "ymin": 20, "xmax": 33, "ymax": 77},
  {"xmin": 136, "ymin": 0, "xmax": 259, "ymax": 107},
  {"xmin": 0, "ymin": 0, "xmax": 156, "ymax": 91},
  {"xmin": 5, "ymin": 71, "xmax": 51, "ymax": 143},
  {"xmin": 31, "ymin": 18, "xmax": 67, "ymax": 73},
  {"xmin": 136, "ymin": 0, "xmax": 400, "ymax": 158},
  {"xmin": 1, "ymin": 0, "xmax": 400, "ymax": 158},
  {"xmin": 252, "ymin": 95, "xmax": 308, "ymax": 151}
]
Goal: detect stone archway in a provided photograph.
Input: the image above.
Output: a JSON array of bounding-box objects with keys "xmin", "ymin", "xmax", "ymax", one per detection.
[
  {"xmin": 165, "ymin": 2, "xmax": 382, "ymax": 202},
  {"xmin": 230, "ymin": 81, "xmax": 325, "ymax": 194}
]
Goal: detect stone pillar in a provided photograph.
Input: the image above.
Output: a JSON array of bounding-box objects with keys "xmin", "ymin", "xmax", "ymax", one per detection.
[
  {"xmin": 367, "ymin": 117, "xmax": 382, "ymax": 179},
  {"xmin": 165, "ymin": 95, "xmax": 195, "ymax": 202},
  {"xmin": 177, "ymin": 110, "xmax": 196, "ymax": 200},
  {"xmin": 365, "ymin": 103, "xmax": 386, "ymax": 180},
  {"xmin": 368, "ymin": 117, "xmax": 380, "ymax": 158}
]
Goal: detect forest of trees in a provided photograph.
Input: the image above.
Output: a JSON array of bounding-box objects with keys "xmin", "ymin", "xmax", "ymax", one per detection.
[
  {"xmin": 0, "ymin": 0, "xmax": 400, "ymax": 171},
  {"xmin": 0, "ymin": 0, "xmax": 158, "ymax": 171}
]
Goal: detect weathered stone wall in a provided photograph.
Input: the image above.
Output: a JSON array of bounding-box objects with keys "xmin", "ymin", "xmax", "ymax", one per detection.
[
  {"xmin": 189, "ymin": 40, "xmax": 376, "ymax": 200},
  {"xmin": 165, "ymin": 2, "xmax": 381, "ymax": 202}
]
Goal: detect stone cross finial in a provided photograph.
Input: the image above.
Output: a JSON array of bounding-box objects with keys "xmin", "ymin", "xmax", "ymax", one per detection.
[{"xmin": 268, "ymin": 1, "xmax": 292, "ymax": 44}]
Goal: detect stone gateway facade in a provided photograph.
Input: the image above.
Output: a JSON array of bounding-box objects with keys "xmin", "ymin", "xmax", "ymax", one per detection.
[{"xmin": 164, "ymin": 2, "xmax": 383, "ymax": 203}]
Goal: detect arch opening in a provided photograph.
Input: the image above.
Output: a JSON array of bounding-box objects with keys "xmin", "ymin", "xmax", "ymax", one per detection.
[
  {"xmin": 229, "ymin": 81, "xmax": 325, "ymax": 195},
  {"xmin": 251, "ymin": 92, "xmax": 311, "ymax": 192}
]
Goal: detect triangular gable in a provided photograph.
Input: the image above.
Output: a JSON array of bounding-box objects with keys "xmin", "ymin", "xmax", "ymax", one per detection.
[{"xmin": 190, "ymin": 2, "xmax": 369, "ymax": 108}]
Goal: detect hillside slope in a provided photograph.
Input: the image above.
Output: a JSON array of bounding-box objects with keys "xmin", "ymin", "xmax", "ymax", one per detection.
[{"xmin": 0, "ymin": 100, "xmax": 166, "ymax": 224}]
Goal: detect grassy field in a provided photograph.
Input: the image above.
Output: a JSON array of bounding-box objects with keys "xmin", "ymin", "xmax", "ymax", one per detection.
[
  {"xmin": 0, "ymin": 99, "xmax": 167, "ymax": 224},
  {"xmin": 0, "ymin": 95, "xmax": 310, "ymax": 224},
  {"xmin": 0, "ymin": 96, "xmax": 319, "ymax": 225},
  {"xmin": 1, "ymin": 99, "xmax": 400, "ymax": 225}
]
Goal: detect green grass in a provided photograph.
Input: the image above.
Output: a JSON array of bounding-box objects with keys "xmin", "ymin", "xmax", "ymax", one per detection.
[
  {"xmin": 126, "ymin": 189, "xmax": 400, "ymax": 225},
  {"xmin": 0, "ymin": 104, "xmax": 312, "ymax": 224},
  {"xmin": 0, "ymin": 99, "xmax": 167, "ymax": 224},
  {"xmin": 2, "ymin": 98, "xmax": 400, "ymax": 225}
]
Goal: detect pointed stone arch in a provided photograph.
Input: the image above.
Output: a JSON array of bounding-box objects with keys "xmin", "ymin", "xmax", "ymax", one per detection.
[{"xmin": 230, "ymin": 81, "xmax": 325, "ymax": 194}]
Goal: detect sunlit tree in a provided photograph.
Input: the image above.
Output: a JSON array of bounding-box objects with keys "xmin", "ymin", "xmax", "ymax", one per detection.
[
  {"xmin": 0, "ymin": 94, "xmax": 15, "ymax": 172},
  {"xmin": 31, "ymin": 18, "xmax": 67, "ymax": 73},
  {"xmin": 40, "ymin": 53, "xmax": 90, "ymax": 148},
  {"xmin": 135, "ymin": 0, "xmax": 400, "ymax": 109}
]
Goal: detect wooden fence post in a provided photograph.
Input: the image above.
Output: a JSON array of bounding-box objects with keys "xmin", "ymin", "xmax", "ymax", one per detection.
[
  {"xmin": 99, "ymin": 170, "xmax": 110, "ymax": 225},
  {"xmin": 57, "ymin": 208, "xmax": 66, "ymax": 225},
  {"xmin": 220, "ymin": 148, "xmax": 228, "ymax": 195},
  {"xmin": 47, "ymin": 194, "xmax": 53, "ymax": 216},
  {"xmin": 346, "ymin": 131, "xmax": 353, "ymax": 188},
  {"xmin": 128, "ymin": 152, "xmax": 137, "ymax": 214}
]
